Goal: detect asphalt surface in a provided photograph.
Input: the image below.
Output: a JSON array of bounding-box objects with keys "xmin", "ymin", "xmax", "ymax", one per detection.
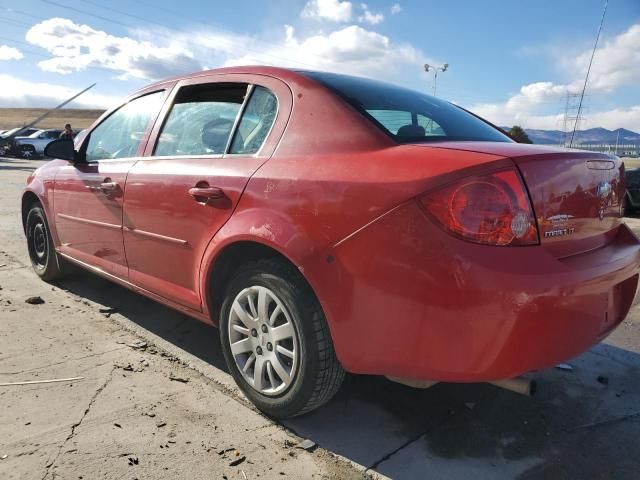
[{"xmin": 1, "ymin": 156, "xmax": 640, "ymax": 479}]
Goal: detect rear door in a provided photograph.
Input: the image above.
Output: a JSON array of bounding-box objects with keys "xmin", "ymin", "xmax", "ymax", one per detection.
[
  {"xmin": 53, "ymin": 90, "xmax": 168, "ymax": 278},
  {"xmin": 123, "ymin": 75, "xmax": 291, "ymax": 310}
]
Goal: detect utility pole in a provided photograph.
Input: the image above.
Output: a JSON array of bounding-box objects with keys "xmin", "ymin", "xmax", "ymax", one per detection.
[{"xmin": 424, "ymin": 63, "xmax": 448, "ymax": 96}]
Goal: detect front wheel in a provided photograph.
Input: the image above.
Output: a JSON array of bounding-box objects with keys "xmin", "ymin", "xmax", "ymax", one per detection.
[
  {"xmin": 219, "ymin": 259, "xmax": 344, "ymax": 418},
  {"xmin": 26, "ymin": 204, "xmax": 66, "ymax": 281},
  {"xmin": 19, "ymin": 145, "xmax": 36, "ymax": 159}
]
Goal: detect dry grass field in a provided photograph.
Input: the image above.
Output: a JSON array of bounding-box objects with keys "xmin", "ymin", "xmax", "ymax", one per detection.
[
  {"xmin": 0, "ymin": 108, "xmax": 104, "ymax": 130},
  {"xmin": 623, "ymin": 157, "xmax": 640, "ymax": 169}
]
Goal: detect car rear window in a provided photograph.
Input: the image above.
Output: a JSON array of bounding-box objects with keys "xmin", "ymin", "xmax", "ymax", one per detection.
[{"xmin": 301, "ymin": 71, "xmax": 511, "ymax": 144}]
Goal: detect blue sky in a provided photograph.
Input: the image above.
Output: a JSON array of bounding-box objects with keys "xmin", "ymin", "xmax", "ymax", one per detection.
[{"xmin": 1, "ymin": 0, "xmax": 639, "ymax": 131}]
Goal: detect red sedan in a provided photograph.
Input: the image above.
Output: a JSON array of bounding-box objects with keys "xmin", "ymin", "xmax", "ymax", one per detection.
[{"xmin": 22, "ymin": 67, "xmax": 639, "ymax": 418}]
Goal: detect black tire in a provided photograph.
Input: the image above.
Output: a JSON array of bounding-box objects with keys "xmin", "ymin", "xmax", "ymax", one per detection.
[
  {"xmin": 219, "ymin": 258, "xmax": 344, "ymax": 418},
  {"xmin": 26, "ymin": 204, "xmax": 66, "ymax": 282},
  {"xmin": 19, "ymin": 145, "xmax": 36, "ymax": 159}
]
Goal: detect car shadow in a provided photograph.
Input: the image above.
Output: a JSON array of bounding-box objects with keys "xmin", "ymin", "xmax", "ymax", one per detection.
[{"xmin": 58, "ymin": 270, "xmax": 640, "ymax": 479}]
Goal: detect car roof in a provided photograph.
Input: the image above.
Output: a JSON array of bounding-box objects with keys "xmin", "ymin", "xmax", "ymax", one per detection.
[{"xmin": 136, "ymin": 65, "xmax": 320, "ymax": 94}]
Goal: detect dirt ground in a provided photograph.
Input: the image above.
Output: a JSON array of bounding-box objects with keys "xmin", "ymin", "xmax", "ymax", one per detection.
[
  {"xmin": 1, "ymin": 156, "xmax": 640, "ymax": 480},
  {"xmin": 0, "ymin": 108, "xmax": 104, "ymax": 131}
]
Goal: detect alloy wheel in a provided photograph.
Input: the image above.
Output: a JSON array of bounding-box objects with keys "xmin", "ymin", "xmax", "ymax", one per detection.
[{"xmin": 227, "ymin": 285, "xmax": 299, "ymax": 396}]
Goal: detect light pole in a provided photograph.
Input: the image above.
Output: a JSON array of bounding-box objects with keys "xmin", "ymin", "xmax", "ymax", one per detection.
[{"xmin": 424, "ymin": 63, "xmax": 448, "ymax": 96}]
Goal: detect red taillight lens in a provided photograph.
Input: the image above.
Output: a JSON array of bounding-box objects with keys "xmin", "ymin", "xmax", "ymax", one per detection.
[{"xmin": 420, "ymin": 169, "xmax": 539, "ymax": 246}]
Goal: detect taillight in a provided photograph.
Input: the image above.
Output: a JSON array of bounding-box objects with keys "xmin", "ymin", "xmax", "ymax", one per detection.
[{"xmin": 419, "ymin": 169, "xmax": 539, "ymax": 246}]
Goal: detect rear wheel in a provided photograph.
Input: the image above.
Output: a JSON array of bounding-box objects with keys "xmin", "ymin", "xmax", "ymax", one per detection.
[
  {"xmin": 219, "ymin": 258, "xmax": 344, "ymax": 418},
  {"xmin": 26, "ymin": 204, "xmax": 65, "ymax": 281}
]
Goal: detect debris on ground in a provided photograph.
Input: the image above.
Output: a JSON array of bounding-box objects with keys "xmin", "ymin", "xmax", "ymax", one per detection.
[
  {"xmin": 295, "ymin": 439, "xmax": 317, "ymax": 451},
  {"xmin": 555, "ymin": 363, "xmax": 574, "ymax": 371},
  {"xmin": 25, "ymin": 296, "xmax": 45, "ymax": 305},
  {"xmin": 169, "ymin": 373, "xmax": 189, "ymax": 383},
  {"xmin": 0, "ymin": 376, "xmax": 84, "ymax": 387},
  {"xmin": 127, "ymin": 456, "xmax": 139, "ymax": 466},
  {"xmin": 114, "ymin": 362, "xmax": 144, "ymax": 373},
  {"xmin": 99, "ymin": 307, "xmax": 118, "ymax": 317},
  {"xmin": 597, "ymin": 375, "xmax": 609, "ymax": 385},
  {"xmin": 127, "ymin": 340, "xmax": 148, "ymax": 350},
  {"xmin": 229, "ymin": 455, "xmax": 246, "ymax": 467},
  {"xmin": 1, "ymin": 455, "xmax": 7, "ymax": 460}
]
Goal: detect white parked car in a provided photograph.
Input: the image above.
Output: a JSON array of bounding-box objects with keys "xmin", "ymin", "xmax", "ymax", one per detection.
[{"xmin": 13, "ymin": 129, "xmax": 63, "ymax": 158}]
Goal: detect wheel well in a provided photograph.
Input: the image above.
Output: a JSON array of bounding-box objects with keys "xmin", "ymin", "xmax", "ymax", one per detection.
[
  {"xmin": 207, "ymin": 241, "xmax": 297, "ymax": 323},
  {"xmin": 21, "ymin": 191, "xmax": 41, "ymax": 233}
]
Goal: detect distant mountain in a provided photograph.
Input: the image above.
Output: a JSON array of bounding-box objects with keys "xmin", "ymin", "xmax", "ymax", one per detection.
[{"xmin": 500, "ymin": 127, "xmax": 640, "ymax": 145}]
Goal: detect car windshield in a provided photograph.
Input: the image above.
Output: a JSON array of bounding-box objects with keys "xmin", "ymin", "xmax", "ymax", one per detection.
[{"xmin": 301, "ymin": 71, "xmax": 512, "ymax": 144}]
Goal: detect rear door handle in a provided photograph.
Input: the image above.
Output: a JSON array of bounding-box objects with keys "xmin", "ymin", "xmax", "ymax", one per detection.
[{"xmin": 188, "ymin": 186, "xmax": 225, "ymax": 201}]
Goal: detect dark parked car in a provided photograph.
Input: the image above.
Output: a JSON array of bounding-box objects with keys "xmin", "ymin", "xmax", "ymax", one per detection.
[
  {"xmin": 0, "ymin": 127, "xmax": 40, "ymax": 156},
  {"xmin": 22, "ymin": 66, "xmax": 640, "ymax": 418},
  {"xmin": 625, "ymin": 168, "xmax": 640, "ymax": 215}
]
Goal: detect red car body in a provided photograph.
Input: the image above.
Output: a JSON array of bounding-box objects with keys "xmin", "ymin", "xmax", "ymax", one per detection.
[{"xmin": 22, "ymin": 66, "xmax": 640, "ymax": 384}]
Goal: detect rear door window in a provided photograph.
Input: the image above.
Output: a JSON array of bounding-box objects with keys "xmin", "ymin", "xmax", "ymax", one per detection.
[{"xmin": 155, "ymin": 84, "xmax": 248, "ymax": 157}]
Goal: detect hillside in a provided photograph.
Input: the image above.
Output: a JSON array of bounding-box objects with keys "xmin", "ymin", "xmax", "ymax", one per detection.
[
  {"xmin": 0, "ymin": 108, "xmax": 105, "ymax": 130},
  {"xmin": 502, "ymin": 126, "xmax": 640, "ymax": 145}
]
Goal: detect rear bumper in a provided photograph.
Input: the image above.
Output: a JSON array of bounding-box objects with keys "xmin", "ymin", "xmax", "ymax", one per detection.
[{"xmin": 312, "ymin": 202, "xmax": 640, "ymax": 382}]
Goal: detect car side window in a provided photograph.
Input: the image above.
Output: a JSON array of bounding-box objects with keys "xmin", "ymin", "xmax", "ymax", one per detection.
[
  {"xmin": 85, "ymin": 91, "xmax": 164, "ymax": 161},
  {"xmin": 155, "ymin": 83, "xmax": 248, "ymax": 157},
  {"xmin": 229, "ymin": 86, "xmax": 278, "ymax": 154}
]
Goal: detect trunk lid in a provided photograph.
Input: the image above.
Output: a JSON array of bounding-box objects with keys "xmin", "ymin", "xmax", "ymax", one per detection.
[{"xmin": 415, "ymin": 142, "xmax": 625, "ymax": 257}]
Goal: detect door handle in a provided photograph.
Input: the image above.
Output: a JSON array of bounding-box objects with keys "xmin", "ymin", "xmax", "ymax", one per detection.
[
  {"xmin": 99, "ymin": 181, "xmax": 118, "ymax": 192},
  {"xmin": 188, "ymin": 186, "xmax": 225, "ymax": 201}
]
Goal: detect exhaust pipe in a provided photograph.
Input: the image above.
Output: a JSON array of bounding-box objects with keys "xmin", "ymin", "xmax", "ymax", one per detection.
[{"xmin": 488, "ymin": 378, "xmax": 536, "ymax": 396}]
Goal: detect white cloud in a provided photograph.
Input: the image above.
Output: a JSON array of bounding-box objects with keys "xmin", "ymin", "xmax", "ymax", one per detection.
[
  {"xmin": 220, "ymin": 24, "xmax": 428, "ymax": 82},
  {"xmin": 470, "ymin": 23, "xmax": 640, "ymax": 131},
  {"xmin": 0, "ymin": 73, "xmax": 120, "ymax": 109},
  {"xmin": 390, "ymin": 3, "xmax": 402, "ymax": 14},
  {"xmin": 572, "ymin": 24, "xmax": 640, "ymax": 93},
  {"xmin": 25, "ymin": 17, "xmax": 202, "ymax": 80},
  {"xmin": 0, "ymin": 45, "xmax": 23, "ymax": 61},
  {"xmin": 358, "ymin": 3, "xmax": 384, "ymax": 25},
  {"xmin": 301, "ymin": 0, "xmax": 353, "ymax": 22}
]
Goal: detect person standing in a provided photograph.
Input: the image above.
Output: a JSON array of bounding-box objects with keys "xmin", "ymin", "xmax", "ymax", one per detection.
[{"xmin": 59, "ymin": 124, "xmax": 74, "ymax": 140}]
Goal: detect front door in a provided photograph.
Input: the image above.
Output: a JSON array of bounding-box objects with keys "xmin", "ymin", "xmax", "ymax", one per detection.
[
  {"xmin": 123, "ymin": 76, "xmax": 288, "ymax": 310},
  {"xmin": 53, "ymin": 90, "xmax": 167, "ymax": 278}
]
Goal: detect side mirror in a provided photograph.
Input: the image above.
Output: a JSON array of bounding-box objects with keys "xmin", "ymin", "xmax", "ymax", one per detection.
[{"xmin": 44, "ymin": 139, "xmax": 80, "ymax": 162}]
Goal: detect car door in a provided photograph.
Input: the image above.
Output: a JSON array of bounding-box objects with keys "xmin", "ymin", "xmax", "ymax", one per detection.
[
  {"xmin": 53, "ymin": 89, "xmax": 169, "ymax": 278},
  {"xmin": 123, "ymin": 75, "xmax": 291, "ymax": 310}
]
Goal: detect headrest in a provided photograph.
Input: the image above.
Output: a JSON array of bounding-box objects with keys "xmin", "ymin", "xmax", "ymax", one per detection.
[{"xmin": 397, "ymin": 124, "xmax": 426, "ymax": 138}]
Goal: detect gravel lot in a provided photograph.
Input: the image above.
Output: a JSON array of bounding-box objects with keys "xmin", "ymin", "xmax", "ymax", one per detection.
[{"xmin": 1, "ymin": 156, "xmax": 640, "ymax": 479}]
